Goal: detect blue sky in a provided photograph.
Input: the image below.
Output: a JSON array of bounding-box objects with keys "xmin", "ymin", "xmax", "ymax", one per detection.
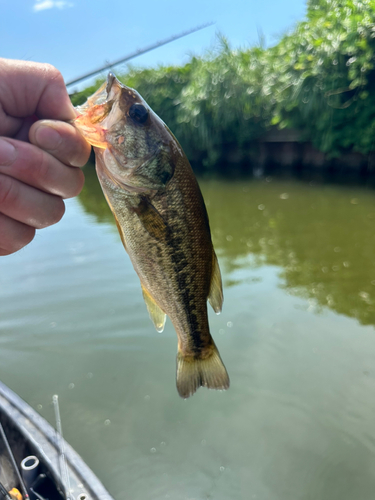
[{"xmin": 1, "ymin": 0, "xmax": 306, "ymax": 89}]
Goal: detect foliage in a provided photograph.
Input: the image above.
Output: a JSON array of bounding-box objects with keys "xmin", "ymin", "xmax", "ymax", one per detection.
[
  {"xmin": 71, "ymin": 0, "xmax": 375, "ymax": 171},
  {"xmin": 269, "ymin": 0, "xmax": 375, "ymax": 155}
]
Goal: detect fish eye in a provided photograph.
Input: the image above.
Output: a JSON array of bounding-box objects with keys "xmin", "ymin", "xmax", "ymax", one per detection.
[{"xmin": 129, "ymin": 103, "xmax": 149, "ymax": 124}]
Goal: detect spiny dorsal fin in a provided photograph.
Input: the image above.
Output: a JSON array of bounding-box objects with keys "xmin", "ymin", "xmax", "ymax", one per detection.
[
  {"xmin": 176, "ymin": 344, "xmax": 229, "ymax": 399},
  {"xmin": 208, "ymin": 251, "xmax": 223, "ymax": 314},
  {"xmin": 141, "ymin": 285, "xmax": 166, "ymax": 333}
]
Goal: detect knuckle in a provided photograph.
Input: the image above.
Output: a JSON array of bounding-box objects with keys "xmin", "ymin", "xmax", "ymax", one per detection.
[
  {"xmin": 33, "ymin": 149, "xmax": 51, "ymax": 185},
  {"xmin": 43, "ymin": 63, "xmax": 63, "ymax": 83},
  {"xmin": 0, "ymin": 174, "xmax": 18, "ymax": 209}
]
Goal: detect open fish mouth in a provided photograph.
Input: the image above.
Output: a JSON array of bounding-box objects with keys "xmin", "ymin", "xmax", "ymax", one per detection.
[
  {"xmin": 74, "ymin": 72, "xmax": 161, "ymax": 194},
  {"xmin": 106, "ymin": 72, "xmax": 117, "ymax": 94},
  {"xmin": 74, "ymin": 73, "xmax": 123, "ymax": 149},
  {"xmin": 75, "ymin": 72, "xmax": 118, "ymax": 114}
]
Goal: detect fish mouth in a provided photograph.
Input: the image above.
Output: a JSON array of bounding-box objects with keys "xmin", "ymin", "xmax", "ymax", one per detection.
[
  {"xmin": 75, "ymin": 82, "xmax": 107, "ymax": 116},
  {"xmin": 76, "ymin": 72, "xmax": 121, "ymax": 112},
  {"xmin": 106, "ymin": 72, "xmax": 117, "ymax": 94},
  {"xmin": 105, "ymin": 72, "xmax": 124, "ymax": 102},
  {"xmin": 74, "ymin": 73, "xmax": 124, "ymax": 148}
]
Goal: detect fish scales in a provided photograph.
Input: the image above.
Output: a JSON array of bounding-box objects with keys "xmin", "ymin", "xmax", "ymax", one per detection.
[
  {"xmin": 74, "ymin": 73, "xmax": 229, "ymax": 398},
  {"xmin": 101, "ymin": 152, "xmax": 212, "ymax": 355}
]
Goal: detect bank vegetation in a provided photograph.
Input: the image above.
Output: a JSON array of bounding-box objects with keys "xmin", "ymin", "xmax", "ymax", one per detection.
[{"xmin": 71, "ymin": 0, "xmax": 375, "ymax": 173}]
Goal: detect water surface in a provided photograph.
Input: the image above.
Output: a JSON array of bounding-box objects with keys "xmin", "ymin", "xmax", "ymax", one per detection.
[{"xmin": 1, "ymin": 167, "xmax": 375, "ymax": 499}]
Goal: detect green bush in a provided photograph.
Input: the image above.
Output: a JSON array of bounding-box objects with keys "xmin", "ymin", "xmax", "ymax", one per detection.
[{"xmin": 71, "ymin": 0, "xmax": 375, "ymax": 171}]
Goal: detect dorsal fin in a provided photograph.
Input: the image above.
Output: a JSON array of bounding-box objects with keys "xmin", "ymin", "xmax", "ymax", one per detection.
[
  {"xmin": 141, "ymin": 285, "xmax": 167, "ymax": 332},
  {"xmin": 208, "ymin": 251, "xmax": 223, "ymax": 314}
]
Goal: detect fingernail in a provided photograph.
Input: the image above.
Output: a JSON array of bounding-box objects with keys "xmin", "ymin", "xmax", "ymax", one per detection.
[
  {"xmin": 0, "ymin": 139, "xmax": 17, "ymax": 165},
  {"xmin": 34, "ymin": 125, "xmax": 62, "ymax": 151}
]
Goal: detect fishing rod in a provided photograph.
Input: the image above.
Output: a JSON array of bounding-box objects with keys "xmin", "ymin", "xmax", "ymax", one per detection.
[
  {"xmin": 0, "ymin": 422, "xmax": 28, "ymax": 500},
  {"xmin": 65, "ymin": 22, "xmax": 214, "ymax": 88},
  {"xmin": 52, "ymin": 395, "xmax": 71, "ymax": 500},
  {"xmin": 0, "ymin": 480, "xmax": 11, "ymax": 500}
]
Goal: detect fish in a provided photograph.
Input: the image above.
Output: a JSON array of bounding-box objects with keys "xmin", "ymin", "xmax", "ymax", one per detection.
[{"xmin": 74, "ymin": 73, "xmax": 229, "ymax": 398}]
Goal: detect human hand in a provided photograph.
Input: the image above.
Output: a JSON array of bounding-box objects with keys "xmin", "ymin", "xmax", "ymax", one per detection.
[{"xmin": 0, "ymin": 58, "xmax": 91, "ymax": 256}]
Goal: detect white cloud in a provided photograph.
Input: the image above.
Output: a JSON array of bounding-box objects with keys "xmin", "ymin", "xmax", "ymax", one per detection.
[{"xmin": 33, "ymin": 0, "xmax": 73, "ymax": 12}]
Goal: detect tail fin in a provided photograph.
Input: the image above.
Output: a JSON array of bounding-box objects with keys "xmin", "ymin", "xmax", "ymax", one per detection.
[{"xmin": 176, "ymin": 345, "xmax": 230, "ymax": 399}]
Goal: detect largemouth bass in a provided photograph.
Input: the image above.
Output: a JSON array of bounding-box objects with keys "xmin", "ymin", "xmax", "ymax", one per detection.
[{"xmin": 74, "ymin": 73, "xmax": 229, "ymax": 398}]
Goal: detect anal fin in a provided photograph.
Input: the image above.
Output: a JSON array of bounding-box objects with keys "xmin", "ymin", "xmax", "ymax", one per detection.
[
  {"xmin": 141, "ymin": 285, "xmax": 166, "ymax": 333},
  {"xmin": 208, "ymin": 251, "xmax": 223, "ymax": 314}
]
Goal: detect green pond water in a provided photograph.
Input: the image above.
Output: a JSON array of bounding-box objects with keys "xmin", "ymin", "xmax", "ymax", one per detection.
[{"xmin": 1, "ymin": 166, "xmax": 375, "ymax": 499}]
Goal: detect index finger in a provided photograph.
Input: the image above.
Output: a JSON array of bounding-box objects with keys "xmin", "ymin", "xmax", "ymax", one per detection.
[{"xmin": 0, "ymin": 59, "xmax": 75, "ymax": 136}]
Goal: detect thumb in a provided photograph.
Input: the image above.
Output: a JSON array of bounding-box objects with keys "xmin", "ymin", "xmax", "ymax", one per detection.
[{"xmin": 0, "ymin": 59, "xmax": 75, "ymax": 137}]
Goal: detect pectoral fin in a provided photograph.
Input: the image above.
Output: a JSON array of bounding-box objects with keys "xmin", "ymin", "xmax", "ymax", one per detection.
[
  {"xmin": 141, "ymin": 285, "xmax": 166, "ymax": 333},
  {"xmin": 135, "ymin": 197, "xmax": 169, "ymax": 240},
  {"xmin": 208, "ymin": 251, "xmax": 223, "ymax": 314}
]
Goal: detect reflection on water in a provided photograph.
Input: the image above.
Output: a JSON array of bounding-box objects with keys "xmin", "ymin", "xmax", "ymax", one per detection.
[
  {"xmin": 79, "ymin": 164, "xmax": 375, "ymax": 326},
  {"xmin": 1, "ymin": 165, "xmax": 375, "ymax": 500}
]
